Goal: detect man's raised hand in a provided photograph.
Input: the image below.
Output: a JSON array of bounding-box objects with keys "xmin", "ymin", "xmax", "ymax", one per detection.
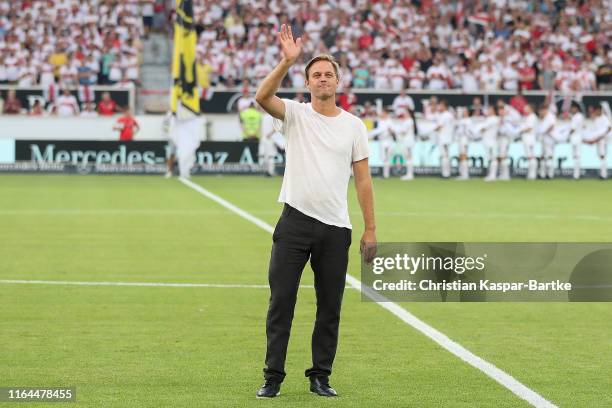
[{"xmin": 278, "ymin": 24, "xmax": 302, "ymax": 65}]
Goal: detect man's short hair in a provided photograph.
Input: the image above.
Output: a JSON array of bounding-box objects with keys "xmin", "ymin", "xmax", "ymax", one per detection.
[{"xmin": 304, "ymin": 54, "xmax": 340, "ymax": 81}]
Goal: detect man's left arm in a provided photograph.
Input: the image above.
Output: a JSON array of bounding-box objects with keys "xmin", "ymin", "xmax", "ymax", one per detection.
[{"xmin": 353, "ymin": 158, "xmax": 376, "ymax": 262}]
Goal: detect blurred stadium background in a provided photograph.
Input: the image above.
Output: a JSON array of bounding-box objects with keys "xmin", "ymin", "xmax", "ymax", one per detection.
[{"xmin": 1, "ymin": 0, "xmax": 611, "ymax": 407}]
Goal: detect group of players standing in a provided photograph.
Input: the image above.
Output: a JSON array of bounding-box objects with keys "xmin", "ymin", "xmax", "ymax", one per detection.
[{"xmin": 370, "ymin": 96, "xmax": 612, "ymax": 180}]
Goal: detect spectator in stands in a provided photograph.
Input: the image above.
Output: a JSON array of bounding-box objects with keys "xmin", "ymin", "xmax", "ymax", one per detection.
[
  {"xmin": 29, "ymin": 100, "xmax": 44, "ymax": 116},
  {"xmin": 338, "ymin": 89, "xmax": 357, "ymax": 112},
  {"xmin": 480, "ymin": 59, "xmax": 501, "ymax": 91},
  {"xmin": 426, "ymin": 54, "xmax": 450, "ymax": 90},
  {"xmin": 596, "ymin": 55, "xmax": 611, "ymax": 90},
  {"xmin": 98, "ymin": 92, "xmax": 118, "ymax": 116},
  {"xmin": 17, "ymin": 57, "xmax": 37, "ymax": 87},
  {"xmin": 142, "ymin": 0, "xmax": 155, "ymax": 38},
  {"xmin": 352, "ymin": 65, "xmax": 370, "ymax": 88},
  {"xmin": 502, "ymin": 60, "xmax": 520, "ymax": 91},
  {"xmin": 293, "ymin": 92, "xmax": 306, "ymax": 103},
  {"xmin": 3, "ymin": 90, "xmax": 22, "ymax": 114},
  {"xmin": 49, "ymin": 46, "xmax": 68, "ymax": 79},
  {"xmin": 80, "ymin": 103, "xmax": 98, "ymax": 118},
  {"xmin": 4, "ymin": 50, "xmax": 19, "ymax": 84},
  {"xmin": 510, "ymin": 86, "xmax": 529, "ymax": 116},
  {"xmin": 197, "ymin": 53, "xmax": 213, "ymax": 99},
  {"xmin": 518, "ymin": 61, "xmax": 536, "ymax": 90},
  {"xmin": 55, "ymin": 89, "xmax": 79, "ymax": 117},
  {"xmin": 0, "ymin": 54, "xmax": 7, "ymax": 84},
  {"xmin": 237, "ymin": 86, "xmax": 256, "ymax": 112},
  {"xmin": 407, "ymin": 61, "xmax": 425, "ymax": 89},
  {"xmin": 392, "ymin": 89, "xmax": 415, "ymax": 113}
]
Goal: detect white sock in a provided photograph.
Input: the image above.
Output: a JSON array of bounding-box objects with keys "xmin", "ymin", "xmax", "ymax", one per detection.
[
  {"xmin": 459, "ymin": 160, "xmax": 469, "ymax": 179},
  {"xmin": 267, "ymin": 157, "xmax": 275, "ymax": 176},
  {"xmin": 527, "ymin": 158, "xmax": 536, "ymax": 180},
  {"xmin": 573, "ymin": 157, "xmax": 580, "ymax": 179},
  {"xmin": 547, "ymin": 158, "xmax": 555, "ymax": 178},
  {"xmin": 500, "ymin": 159, "xmax": 510, "ymax": 179},
  {"xmin": 487, "ymin": 159, "xmax": 498, "ymax": 179},
  {"xmin": 406, "ymin": 159, "xmax": 413, "ymax": 178},
  {"xmin": 601, "ymin": 159, "xmax": 608, "ymax": 179},
  {"xmin": 383, "ymin": 164, "xmax": 390, "ymax": 179},
  {"xmin": 538, "ymin": 158, "xmax": 546, "ymax": 179},
  {"xmin": 441, "ymin": 156, "xmax": 450, "ymax": 178}
]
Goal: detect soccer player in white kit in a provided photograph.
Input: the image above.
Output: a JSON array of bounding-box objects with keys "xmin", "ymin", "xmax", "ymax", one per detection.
[
  {"xmin": 392, "ymin": 108, "xmax": 416, "ymax": 180},
  {"xmin": 455, "ymin": 107, "xmax": 473, "ymax": 180},
  {"xmin": 537, "ymin": 105, "xmax": 557, "ymax": 179},
  {"xmin": 420, "ymin": 96, "xmax": 439, "ymax": 141},
  {"xmin": 496, "ymin": 101, "xmax": 522, "ymax": 180},
  {"xmin": 369, "ymin": 109, "xmax": 395, "ymax": 178},
  {"xmin": 480, "ymin": 105, "xmax": 501, "ymax": 181},
  {"xmin": 585, "ymin": 105, "xmax": 611, "ymax": 179},
  {"xmin": 568, "ymin": 103, "xmax": 585, "ymax": 180},
  {"xmin": 519, "ymin": 104, "xmax": 539, "ymax": 180},
  {"xmin": 260, "ymin": 112, "xmax": 285, "ymax": 176},
  {"xmin": 433, "ymin": 100, "xmax": 455, "ymax": 178}
]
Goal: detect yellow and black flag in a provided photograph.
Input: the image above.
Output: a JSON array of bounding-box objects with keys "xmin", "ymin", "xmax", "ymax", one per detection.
[{"xmin": 170, "ymin": 0, "xmax": 200, "ymax": 116}]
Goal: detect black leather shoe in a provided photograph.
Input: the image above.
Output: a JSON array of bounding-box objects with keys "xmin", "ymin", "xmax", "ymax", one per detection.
[
  {"xmin": 309, "ymin": 377, "xmax": 338, "ymax": 397},
  {"xmin": 256, "ymin": 380, "xmax": 281, "ymax": 398}
]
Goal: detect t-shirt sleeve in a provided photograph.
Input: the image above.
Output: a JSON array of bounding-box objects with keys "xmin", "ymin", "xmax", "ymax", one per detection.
[
  {"xmin": 276, "ymin": 98, "xmax": 299, "ymax": 136},
  {"xmin": 352, "ymin": 120, "xmax": 370, "ymax": 162}
]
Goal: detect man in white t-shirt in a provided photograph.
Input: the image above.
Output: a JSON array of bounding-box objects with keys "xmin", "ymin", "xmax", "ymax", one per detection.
[{"xmin": 254, "ymin": 24, "xmax": 376, "ymax": 399}]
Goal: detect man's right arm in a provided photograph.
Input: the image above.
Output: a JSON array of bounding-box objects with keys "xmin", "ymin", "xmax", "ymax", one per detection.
[{"xmin": 255, "ymin": 60, "xmax": 292, "ymax": 120}]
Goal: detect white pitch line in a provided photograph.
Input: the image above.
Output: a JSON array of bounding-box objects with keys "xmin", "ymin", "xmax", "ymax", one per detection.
[{"xmin": 179, "ymin": 176, "xmax": 557, "ymax": 408}]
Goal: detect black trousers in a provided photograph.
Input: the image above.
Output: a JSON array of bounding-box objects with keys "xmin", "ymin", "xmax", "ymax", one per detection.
[{"xmin": 263, "ymin": 204, "xmax": 351, "ymax": 383}]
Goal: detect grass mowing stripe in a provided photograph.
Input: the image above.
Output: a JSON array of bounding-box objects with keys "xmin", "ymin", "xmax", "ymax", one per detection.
[{"xmin": 178, "ymin": 176, "xmax": 558, "ymax": 408}]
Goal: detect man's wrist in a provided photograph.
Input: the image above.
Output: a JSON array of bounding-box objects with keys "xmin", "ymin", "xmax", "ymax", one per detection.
[
  {"xmin": 365, "ymin": 226, "xmax": 376, "ymax": 232},
  {"xmin": 280, "ymin": 58, "xmax": 295, "ymax": 68}
]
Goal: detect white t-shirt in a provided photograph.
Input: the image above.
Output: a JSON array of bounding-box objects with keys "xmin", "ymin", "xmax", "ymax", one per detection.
[{"xmin": 276, "ymin": 99, "xmax": 369, "ymax": 229}]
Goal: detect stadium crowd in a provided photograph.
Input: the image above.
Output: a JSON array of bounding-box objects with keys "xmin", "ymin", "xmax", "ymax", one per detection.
[
  {"xmin": 0, "ymin": 0, "xmax": 159, "ymax": 90},
  {"xmin": 191, "ymin": 0, "xmax": 611, "ymax": 91}
]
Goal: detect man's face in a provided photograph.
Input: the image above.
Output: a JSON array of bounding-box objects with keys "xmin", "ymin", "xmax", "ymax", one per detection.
[{"xmin": 306, "ymin": 60, "xmax": 338, "ymax": 101}]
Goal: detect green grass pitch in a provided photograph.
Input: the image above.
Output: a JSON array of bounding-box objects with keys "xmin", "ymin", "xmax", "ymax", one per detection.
[{"xmin": 1, "ymin": 174, "xmax": 611, "ymax": 407}]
